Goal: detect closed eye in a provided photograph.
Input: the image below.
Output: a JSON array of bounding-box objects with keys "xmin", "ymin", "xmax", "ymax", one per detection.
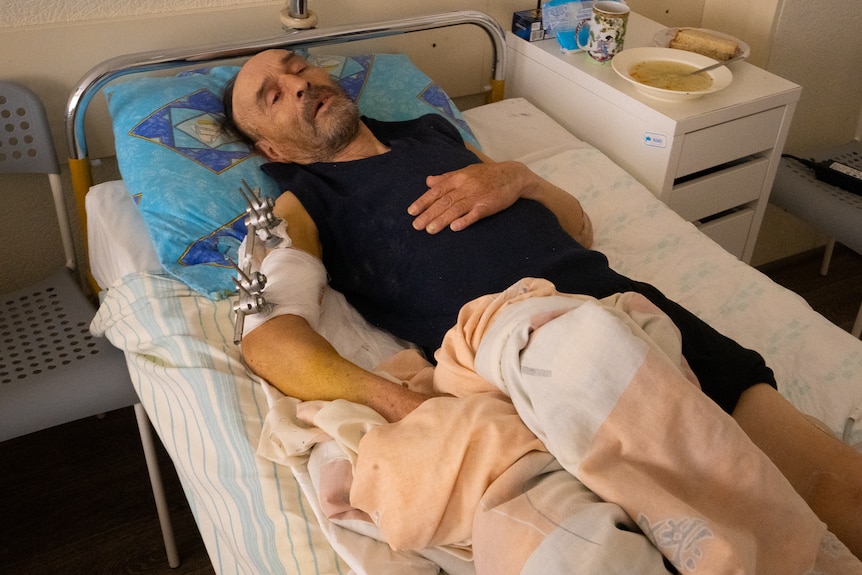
[{"xmin": 263, "ymin": 84, "xmax": 281, "ymax": 108}]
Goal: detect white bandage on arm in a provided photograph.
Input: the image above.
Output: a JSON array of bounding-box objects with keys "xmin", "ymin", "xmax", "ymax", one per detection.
[{"xmin": 242, "ymin": 248, "xmax": 328, "ymax": 336}]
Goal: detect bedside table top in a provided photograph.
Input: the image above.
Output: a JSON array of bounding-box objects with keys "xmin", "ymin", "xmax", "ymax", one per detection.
[{"xmin": 506, "ymin": 13, "xmax": 801, "ymax": 133}]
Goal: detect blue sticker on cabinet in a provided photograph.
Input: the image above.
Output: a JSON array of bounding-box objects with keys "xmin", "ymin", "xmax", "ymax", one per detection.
[{"xmin": 644, "ymin": 132, "xmax": 667, "ymax": 148}]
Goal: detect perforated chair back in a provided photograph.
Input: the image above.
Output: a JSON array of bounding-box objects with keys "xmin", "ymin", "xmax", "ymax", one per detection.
[{"xmin": 0, "ymin": 82, "xmax": 60, "ymax": 176}]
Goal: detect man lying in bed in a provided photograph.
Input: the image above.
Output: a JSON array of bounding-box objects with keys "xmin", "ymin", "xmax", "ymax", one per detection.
[{"xmin": 223, "ymin": 49, "xmax": 862, "ymax": 559}]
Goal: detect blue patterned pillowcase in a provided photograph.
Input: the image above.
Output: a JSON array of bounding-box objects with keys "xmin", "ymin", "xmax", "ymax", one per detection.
[{"xmin": 105, "ymin": 53, "xmax": 477, "ymax": 299}]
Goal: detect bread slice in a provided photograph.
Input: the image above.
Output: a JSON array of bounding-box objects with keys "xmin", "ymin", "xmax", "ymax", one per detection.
[{"xmin": 669, "ymin": 29, "xmax": 738, "ymax": 61}]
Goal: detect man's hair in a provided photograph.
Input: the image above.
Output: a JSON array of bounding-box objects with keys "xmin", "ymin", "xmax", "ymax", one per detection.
[{"xmin": 221, "ymin": 75, "xmax": 255, "ymax": 146}]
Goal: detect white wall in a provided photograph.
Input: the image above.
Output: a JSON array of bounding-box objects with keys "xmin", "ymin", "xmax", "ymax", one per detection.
[
  {"xmin": 766, "ymin": 0, "xmax": 862, "ymax": 153},
  {"xmin": 624, "ymin": 0, "xmax": 704, "ymax": 28}
]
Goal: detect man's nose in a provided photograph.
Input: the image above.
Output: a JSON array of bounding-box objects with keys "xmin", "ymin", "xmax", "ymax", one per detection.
[{"xmin": 280, "ymin": 74, "xmax": 308, "ymax": 100}]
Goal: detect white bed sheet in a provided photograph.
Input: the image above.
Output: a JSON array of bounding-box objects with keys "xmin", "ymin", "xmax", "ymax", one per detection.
[{"xmin": 88, "ymin": 97, "xmax": 862, "ymax": 575}]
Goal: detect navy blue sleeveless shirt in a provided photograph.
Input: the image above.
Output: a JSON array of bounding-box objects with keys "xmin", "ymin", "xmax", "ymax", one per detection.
[
  {"xmin": 262, "ymin": 114, "xmax": 775, "ymax": 413},
  {"xmin": 262, "ymin": 115, "xmax": 631, "ymax": 348}
]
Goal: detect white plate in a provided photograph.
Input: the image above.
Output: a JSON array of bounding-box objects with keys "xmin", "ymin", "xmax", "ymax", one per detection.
[
  {"xmin": 653, "ymin": 27, "xmax": 750, "ymax": 60},
  {"xmin": 612, "ymin": 47, "xmax": 733, "ymax": 101}
]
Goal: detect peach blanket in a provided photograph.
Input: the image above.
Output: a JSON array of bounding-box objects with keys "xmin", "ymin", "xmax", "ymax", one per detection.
[{"xmin": 260, "ymin": 278, "xmax": 862, "ymax": 574}]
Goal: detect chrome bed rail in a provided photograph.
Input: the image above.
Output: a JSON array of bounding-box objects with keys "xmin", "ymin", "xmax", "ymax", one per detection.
[{"xmin": 65, "ymin": 10, "xmax": 505, "ymax": 161}]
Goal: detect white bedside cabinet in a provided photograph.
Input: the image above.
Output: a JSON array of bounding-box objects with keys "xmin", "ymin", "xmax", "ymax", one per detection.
[{"xmin": 504, "ymin": 14, "xmax": 801, "ymax": 262}]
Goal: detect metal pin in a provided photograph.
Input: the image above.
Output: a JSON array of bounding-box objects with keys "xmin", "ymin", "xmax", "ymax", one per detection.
[
  {"xmin": 227, "ymin": 256, "xmax": 267, "ymax": 295},
  {"xmin": 227, "ymin": 241, "xmax": 270, "ymax": 344},
  {"xmin": 240, "ymin": 180, "xmax": 279, "ymax": 236}
]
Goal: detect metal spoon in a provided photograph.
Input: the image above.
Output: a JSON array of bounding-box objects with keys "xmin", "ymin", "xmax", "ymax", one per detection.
[{"xmin": 683, "ymin": 53, "xmax": 744, "ymax": 76}]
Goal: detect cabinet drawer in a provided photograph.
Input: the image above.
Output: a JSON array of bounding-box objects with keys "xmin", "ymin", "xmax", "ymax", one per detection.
[
  {"xmin": 676, "ymin": 107, "xmax": 785, "ymax": 178},
  {"xmin": 696, "ymin": 208, "xmax": 755, "ymax": 259},
  {"xmin": 665, "ymin": 157, "xmax": 769, "ymax": 221}
]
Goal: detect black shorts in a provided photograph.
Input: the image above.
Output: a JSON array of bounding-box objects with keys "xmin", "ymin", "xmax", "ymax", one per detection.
[{"xmin": 630, "ymin": 281, "xmax": 777, "ymax": 414}]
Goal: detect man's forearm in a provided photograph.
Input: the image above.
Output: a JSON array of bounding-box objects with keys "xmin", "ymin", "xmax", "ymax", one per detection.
[
  {"xmin": 514, "ymin": 164, "xmax": 593, "ymax": 248},
  {"xmin": 468, "ymin": 146, "xmax": 593, "ymax": 247},
  {"xmin": 242, "ymin": 314, "xmax": 428, "ymax": 422}
]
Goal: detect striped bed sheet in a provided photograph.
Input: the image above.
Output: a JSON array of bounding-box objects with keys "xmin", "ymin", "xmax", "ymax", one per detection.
[{"xmin": 88, "ymin": 98, "xmax": 862, "ymax": 574}]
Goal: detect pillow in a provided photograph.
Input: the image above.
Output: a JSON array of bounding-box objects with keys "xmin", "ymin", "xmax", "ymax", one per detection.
[{"xmin": 105, "ymin": 53, "xmax": 477, "ymax": 299}]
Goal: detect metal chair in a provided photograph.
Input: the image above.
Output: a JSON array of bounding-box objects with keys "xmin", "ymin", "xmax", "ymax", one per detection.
[
  {"xmin": 0, "ymin": 81, "xmax": 180, "ymax": 567},
  {"xmin": 770, "ymin": 140, "xmax": 862, "ymax": 338}
]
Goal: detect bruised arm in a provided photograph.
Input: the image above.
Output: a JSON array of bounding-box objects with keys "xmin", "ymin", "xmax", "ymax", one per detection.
[
  {"xmin": 240, "ymin": 191, "xmax": 429, "ymax": 422},
  {"xmin": 242, "ymin": 315, "xmax": 428, "ymax": 422}
]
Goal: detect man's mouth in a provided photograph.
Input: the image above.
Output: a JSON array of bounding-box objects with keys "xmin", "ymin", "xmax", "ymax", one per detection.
[
  {"xmin": 314, "ymin": 95, "xmax": 329, "ymax": 118},
  {"xmin": 303, "ymin": 85, "xmax": 337, "ymax": 122}
]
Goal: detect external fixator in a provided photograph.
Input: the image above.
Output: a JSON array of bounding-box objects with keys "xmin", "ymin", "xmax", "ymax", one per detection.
[{"xmin": 231, "ymin": 180, "xmax": 285, "ymax": 343}]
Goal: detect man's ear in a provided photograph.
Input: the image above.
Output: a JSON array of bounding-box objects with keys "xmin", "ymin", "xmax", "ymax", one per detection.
[{"xmin": 255, "ymin": 140, "xmax": 289, "ymax": 163}]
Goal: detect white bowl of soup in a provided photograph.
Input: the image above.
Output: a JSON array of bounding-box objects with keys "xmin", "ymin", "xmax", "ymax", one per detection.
[{"xmin": 611, "ymin": 47, "xmax": 733, "ymax": 101}]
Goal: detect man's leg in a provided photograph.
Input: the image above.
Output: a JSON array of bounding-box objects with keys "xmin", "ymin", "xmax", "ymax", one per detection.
[{"xmin": 733, "ymin": 383, "xmax": 862, "ymax": 558}]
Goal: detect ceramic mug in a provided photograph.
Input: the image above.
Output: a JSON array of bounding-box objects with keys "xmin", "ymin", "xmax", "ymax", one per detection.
[{"xmin": 576, "ymin": 1, "xmax": 630, "ymax": 62}]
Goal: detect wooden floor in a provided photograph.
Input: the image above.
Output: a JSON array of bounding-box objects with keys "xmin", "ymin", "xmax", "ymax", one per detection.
[
  {"xmin": 757, "ymin": 243, "xmax": 862, "ymax": 335},
  {"xmin": 0, "ymin": 409, "xmax": 214, "ymax": 575},
  {"xmin": 1, "ymin": 245, "xmax": 860, "ymax": 574}
]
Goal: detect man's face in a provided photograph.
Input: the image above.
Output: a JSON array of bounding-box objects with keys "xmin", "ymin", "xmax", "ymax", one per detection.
[{"xmin": 230, "ymin": 50, "xmax": 360, "ymax": 164}]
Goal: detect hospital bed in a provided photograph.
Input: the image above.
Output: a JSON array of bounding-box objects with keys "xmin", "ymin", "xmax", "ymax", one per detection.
[{"xmin": 65, "ymin": 10, "xmax": 862, "ymax": 574}]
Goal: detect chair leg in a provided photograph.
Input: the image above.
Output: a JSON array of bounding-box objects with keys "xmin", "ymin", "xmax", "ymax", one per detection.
[
  {"xmin": 134, "ymin": 403, "xmax": 181, "ymax": 568},
  {"xmin": 820, "ymin": 238, "xmax": 836, "ymax": 276},
  {"xmin": 816, "ymin": 238, "xmax": 860, "ymax": 338}
]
